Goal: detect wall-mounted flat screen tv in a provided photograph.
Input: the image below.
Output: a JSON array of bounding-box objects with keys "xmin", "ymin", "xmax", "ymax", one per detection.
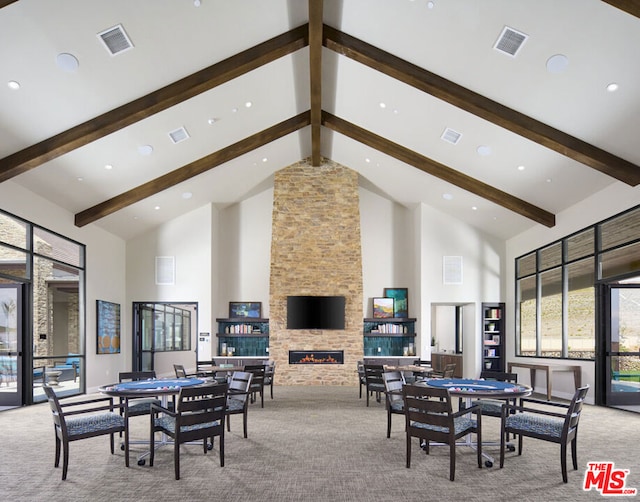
[{"xmin": 286, "ymin": 295, "xmax": 346, "ymax": 330}]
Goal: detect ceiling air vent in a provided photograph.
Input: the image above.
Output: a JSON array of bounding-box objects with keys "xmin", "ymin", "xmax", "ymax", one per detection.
[
  {"xmin": 168, "ymin": 127, "xmax": 190, "ymax": 144},
  {"xmin": 97, "ymin": 24, "xmax": 134, "ymax": 56},
  {"xmin": 493, "ymin": 26, "xmax": 528, "ymax": 57},
  {"xmin": 441, "ymin": 128, "xmax": 462, "ymax": 145}
]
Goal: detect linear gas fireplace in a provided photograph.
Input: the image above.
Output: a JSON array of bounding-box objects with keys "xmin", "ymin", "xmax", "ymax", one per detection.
[{"xmin": 289, "ymin": 350, "xmax": 344, "ymax": 365}]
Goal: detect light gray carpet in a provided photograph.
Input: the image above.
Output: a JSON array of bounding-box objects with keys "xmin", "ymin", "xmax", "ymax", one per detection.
[{"xmin": 1, "ymin": 386, "xmax": 638, "ymax": 502}]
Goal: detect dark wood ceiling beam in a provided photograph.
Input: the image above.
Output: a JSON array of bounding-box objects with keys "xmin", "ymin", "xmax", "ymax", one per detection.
[
  {"xmin": 75, "ymin": 112, "xmax": 311, "ymax": 227},
  {"xmin": 323, "ymin": 25, "xmax": 640, "ymax": 187},
  {"xmin": 309, "ymin": 0, "xmax": 323, "ymax": 166},
  {"xmin": 0, "ymin": 1, "xmax": 19, "ymax": 8},
  {"xmin": 0, "ymin": 24, "xmax": 310, "ymax": 183},
  {"xmin": 602, "ymin": 0, "xmax": 640, "ymax": 18},
  {"xmin": 322, "ymin": 112, "xmax": 555, "ymax": 228}
]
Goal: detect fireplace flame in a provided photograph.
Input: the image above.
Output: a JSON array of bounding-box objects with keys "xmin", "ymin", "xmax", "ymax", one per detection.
[{"xmin": 298, "ymin": 353, "xmax": 338, "ymax": 363}]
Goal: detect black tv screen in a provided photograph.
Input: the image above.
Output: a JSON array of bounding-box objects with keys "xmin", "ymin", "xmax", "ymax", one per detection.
[{"xmin": 287, "ymin": 295, "xmax": 345, "ymax": 330}]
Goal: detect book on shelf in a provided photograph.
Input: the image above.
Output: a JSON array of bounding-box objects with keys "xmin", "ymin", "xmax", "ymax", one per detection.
[{"xmin": 485, "ymin": 307, "xmax": 502, "ymax": 319}]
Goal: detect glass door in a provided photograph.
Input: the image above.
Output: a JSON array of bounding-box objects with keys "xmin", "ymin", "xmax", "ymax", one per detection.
[
  {"xmin": 603, "ymin": 282, "xmax": 640, "ymax": 407},
  {"xmin": 0, "ymin": 283, "xmax": 23, "ymax": 407}
]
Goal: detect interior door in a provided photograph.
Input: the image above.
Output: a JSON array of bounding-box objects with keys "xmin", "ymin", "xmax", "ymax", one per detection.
[
  {"xmin": 0, "ymin": 283, "xmax": 23, "ymax": 407},
  {"xmin": 603, "ymin": 283, "xmax": 640, "ymax": 407},
  {"xmin": 133, "ymin": 303, "xmax": 155, "ymax": 372}
]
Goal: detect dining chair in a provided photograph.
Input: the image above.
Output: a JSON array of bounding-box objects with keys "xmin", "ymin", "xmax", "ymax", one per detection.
[
  {"xmin": 428, "ymin": 362, "xmax": 456, "ymax": 378},
  {"xmin": 150, "ymin": 383, "xmax": 228, "ymax": 480},
  {"xmin": 118, "ymin": 370, "xmax": 161, "ymax": 416},
  {"xmin": 173, "ymin": 364, "xmax": 201, "ymax": 378},
  {"xmin": 44, "ymin": 385, "xmax": 129, "ymax": 480},
  {"xmin": 382, "ymin": 370, "xmax": 405, "ymax": 438},
  {"xmin": 263, "ymin": 360, "xmax": 276, "ymax": 399},
  {"xmin": 226, "ymin": 371, "xmax": 253, "ymax": 438},
  {"xmin": 500, "ymin": 385, "xmax": 590, "ymax": 483},
  {"xmin": 411, "ymin": 359, "xmax": 432, "ymax": 383},
  {"xmin": 364, "ymin": 364, "xmax": 385, "ymax": 407},
  {"xmin": 460, "ymin": 371, "xmax": 519, "ymax": 416},
  {"xmin": 244, "ymin": 364, "xmax": 266, "ymax": 408},
  {"xmin": 402, "ymin": 384, "xmax": 482, "ymax": 481},
  {"xmin": 357, "ymin": 360, "xmax": 366, "ymax": 398}
]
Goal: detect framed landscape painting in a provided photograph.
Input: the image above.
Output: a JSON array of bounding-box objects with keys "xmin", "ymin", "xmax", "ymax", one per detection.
[
  {"xmin": 373, "ymin": 297, "xmax": 394, "ymax": 318},
  {"xmin": 384, "ymin": 288, "xmax": 408, "ymax": 318},
  {"xmin": 229, "ymin": 301, "xmax": 262, "ymax": 318}
]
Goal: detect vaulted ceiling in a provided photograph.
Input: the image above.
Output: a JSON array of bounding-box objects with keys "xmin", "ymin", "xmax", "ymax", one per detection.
[{"xmin": 1, "ymin": 0, "xmax": 639, "ymax": 241}]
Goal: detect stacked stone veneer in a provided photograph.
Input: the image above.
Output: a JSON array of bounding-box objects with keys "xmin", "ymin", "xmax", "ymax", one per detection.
[{"xmin": 269, "ymin": 158, "xmax": 363, "ymax": 385}]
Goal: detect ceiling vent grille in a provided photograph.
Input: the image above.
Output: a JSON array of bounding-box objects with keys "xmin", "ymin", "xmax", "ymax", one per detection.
[
  {"xmin": 97, "ymin": 24, "xmax": 134, "ymax": 56},
  {"xmin": 493, "ymin": 26, "xmax": 528, "ymax": 57},
  {"xmin": 441, "ymin": 128, "xmax": 462, "ymax": 145},
  {"xmin": 168, "ymin": 127, "xmax": 190, "ymax": 144}
]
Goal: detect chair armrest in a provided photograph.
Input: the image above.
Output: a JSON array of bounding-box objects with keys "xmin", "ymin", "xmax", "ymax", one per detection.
[
  {"xmin": 59, "ymin": 396, "xmax": 124, "ymax": 416},
  {"xmin": 150, "ymin": 402, "xmax": 176, "ymax": 417},
  {"xmin": 58, "ymin": 395, "xmax": 117, "ymax": 409},
  {"xmin": 518, "ymin": 397, "xmax": 570, "ymax": 409},
  {"xmin": 452, "ymin": 403, "xmax": 481, "ymax": 418},
  {"xmin": 501, "ymin": 402, "xmax": 567, "ymax": 420},
  {"xmin": 228, "ymin": 388, "xmax": 249, "ymax": 397}
]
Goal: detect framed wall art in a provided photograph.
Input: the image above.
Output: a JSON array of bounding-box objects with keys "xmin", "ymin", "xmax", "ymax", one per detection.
[
  {"xmin": 383, "ymin": 287, "xmax": 408, "ymax": 318},
  {"xmin": 96, "ymin": 300, "xmax": 121, "ymax": 354},
  {"xmin": 229, "ymin": 301, "xmax": 262, "ymax": 318},
  {"xmin": 372, "ymin": 297, "xmax": 394, "ymax": 318}
]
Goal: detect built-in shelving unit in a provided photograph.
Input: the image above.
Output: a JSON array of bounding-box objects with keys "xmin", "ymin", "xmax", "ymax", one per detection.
[
  {"xmin": 216, "ymin": 318, "xmax": 269, "ymax": 357},
  {"xmin": 482, "ymin": 303, "xmax": 505, "ymax": 372},
  {"xmin": 363, "ymin": 318, "xmax": 417, "ymax": 357}
]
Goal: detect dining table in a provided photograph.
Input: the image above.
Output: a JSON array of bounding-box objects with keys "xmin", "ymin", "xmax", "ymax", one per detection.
[
  {"xmin": 99, "ymin": 377, "xmax": 210, "ymax": 465},
  {"xmin": 418, "ymin": 377, "xmax": 532, "ymax": 467}
]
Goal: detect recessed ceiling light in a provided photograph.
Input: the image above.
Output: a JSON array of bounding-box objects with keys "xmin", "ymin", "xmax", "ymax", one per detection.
[
  {"xmin": 138, "ymin": 145, "xmax": 153, "ymax": 156},
  {"xmin": 379, "ymin": 102, "xmax": 386, "ymax": 109},
  {"xmin": 77, "ymin": 177, "xmax": 84, "ymax": 182},
  {"xmin": 393, "ymin": 109, "xmax": 399, "ymax": 115},
  {"xmin": 365, "ymin": 158, "xmax": 371, "ymax": 163},
  {"xmin": 471, "ymin": 206, "xmax": 478, "ymax": 211},
  {"xmin": 154, "ymin": 206, "xmax": 160, "ymax": 210},
  {"xmin": 262, "ymin": 157, "xmax": 268, "ymax": 163},
  {"xmin": 517, "ymin": 165, "xmax": 526, "ymax": 171},
  {"xmin": 194, "ymin": 0, "xmax": 201, "ymax": 6},
  {"xmin": 182, "ymin": 192, "xmax": 193, "ymax": 199},
  {"xmin": 207, "ymin": 117, "xmax": 218, "ymax": 125},
  {"xmin": 231, "ymin": 107, "xmax": 238, "ymax": 113},
  {"xmin": 427, "ymin": 1, "xmax": 435, "ymax": 8},
  {"xmin": 546, "ymin": 178, "xmax": 552, "ymax": 183},
  {"xmin": 442, "ymin": 193, "xmax": 453, "ymax": 200},
  {"xmin": 104, "ymin": 164, "xmax": 113, "ymax": 170},
  {"xmin": 606, "ymin": 82, "xmax": 619, "ymax": 92},
  {"xmin": 477, "ymin": 145, "xmax": 492, "ymax": 156},
  {"xmin": 245, "ymin": 101, "xmax": 252, "ymax": 108},
  {"xmin": 7, "ymin": 81, "xmax": 20, "ymax": 90},
  {"xmin": 546, "ymin": 54, "xmax": 569, "ymax": 74},
  {"xmin": 56, "ymin": 53, "xmax": 79, "ymax": 72}
]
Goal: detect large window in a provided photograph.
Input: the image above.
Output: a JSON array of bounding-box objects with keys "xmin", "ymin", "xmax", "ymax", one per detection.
[
  {"xmin": 516, "ymin": 205, "xmax": 640, "ymax": 360},
  {"xmin": 0, "ymin": 210, "xmax": 85, "ymax": 403}
]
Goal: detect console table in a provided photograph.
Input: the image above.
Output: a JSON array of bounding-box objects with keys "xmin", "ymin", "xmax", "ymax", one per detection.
[{"xmin": 507, "ymin": 361, "xmax": 581, "ymax": 400}]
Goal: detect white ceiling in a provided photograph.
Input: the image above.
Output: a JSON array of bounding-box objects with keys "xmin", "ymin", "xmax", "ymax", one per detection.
[{"xmin": 1, "ymin": 0, "xmax": 639, "ymax": 241}]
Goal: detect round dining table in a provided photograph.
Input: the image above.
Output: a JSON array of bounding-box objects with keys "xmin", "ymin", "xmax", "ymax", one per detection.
[
  {"xmin": 418, "ymin": 377, "xmax": 532, "ymax": 467},
  {"xmin": 99, "ymin": 377, "xmax": 210, "ymax": 465}
]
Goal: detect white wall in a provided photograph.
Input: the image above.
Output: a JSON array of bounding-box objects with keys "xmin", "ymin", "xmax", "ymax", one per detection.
[
  {"xmin": 506, "ymin": 182, "xmax": 640, "ymax": 402},
  {"xmin": 418, "ymin": 203, "xmax": 505, "ymax": 377},
  {"xmin": 217, "ymin": 188, "xmax": 273, "ymax": 318},
  {"xmin": 359, "ymin": 187, "xmax": 415, "ymax": 318},
  {"xmin": 126, "ymin": 204, "xmax": 212, "ymax": 377},
  {"xmin": 0, "ymin": 180, "xmax": 126, "ymax": 391}
]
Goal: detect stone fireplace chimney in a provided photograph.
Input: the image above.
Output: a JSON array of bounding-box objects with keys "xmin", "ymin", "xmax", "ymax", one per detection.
[{"xmin": 269, "ymin": 158, "xmax": 363, "ymax": 385}]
